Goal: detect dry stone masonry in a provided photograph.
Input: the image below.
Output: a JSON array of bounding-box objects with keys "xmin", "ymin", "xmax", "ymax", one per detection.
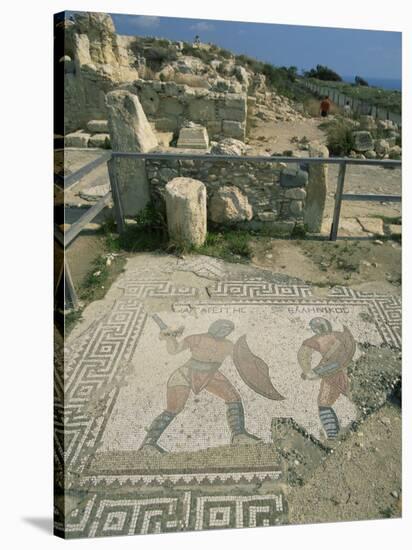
[
  {"xmin": 122, "ymin": 80, "xmax": 247, "ymax": 141},
  {"xmin": 146, "ymin": 144, "xmax": 311, "ymax": 232}
]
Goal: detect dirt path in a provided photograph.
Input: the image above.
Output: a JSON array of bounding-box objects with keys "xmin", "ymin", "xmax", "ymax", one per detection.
[
  {"xmin": 248, "ymin": 117, "xmax": 326, "ymax": 154},
  {"xmin": 251, "ymin": 238, "xmax": 401, "ymax": 293}
]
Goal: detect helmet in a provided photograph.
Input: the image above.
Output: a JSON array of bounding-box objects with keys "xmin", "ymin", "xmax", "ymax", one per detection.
[
  {"xmin": 309, "ymin": 317, "xmax": 332, "ymax": 335},
  {"xmin": 208, "ymin": 319, "xmax": 235, "ymax": 338}
]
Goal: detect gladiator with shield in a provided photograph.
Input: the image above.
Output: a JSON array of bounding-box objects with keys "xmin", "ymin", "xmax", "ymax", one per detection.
[
  {"xmin": 140, "ymin": 317, "xmax": 285, "ymax": 455},
  {"xmin": 298, "ymin": 317, "xmax": 356, "ymax": 440}
]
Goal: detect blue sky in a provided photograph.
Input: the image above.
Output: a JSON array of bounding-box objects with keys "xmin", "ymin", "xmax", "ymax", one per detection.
[{"xmin": 110, "ymin": 13, "xmax": 401, "ymax": 81}]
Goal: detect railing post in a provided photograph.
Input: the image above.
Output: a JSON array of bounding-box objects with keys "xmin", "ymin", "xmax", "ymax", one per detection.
[
  {"xmin": 107, "ymin": 158, "xmax": 126, "ymax": 234},
  {"xmin": 64, "ymin": 259, "xmax": 79, "ymax": 311},
  {"xmin": 330, "ymin": 161, "xmax": 347, "ymax": 241}
]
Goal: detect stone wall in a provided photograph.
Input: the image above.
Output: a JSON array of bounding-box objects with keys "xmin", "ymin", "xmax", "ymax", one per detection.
[
  {"xmin": 145, "ymin": 153, "xmax": 307, "ymax": 231},
  {"xmin": 122, "ymin": 80, "xmax": 247, "ymax": 141}
]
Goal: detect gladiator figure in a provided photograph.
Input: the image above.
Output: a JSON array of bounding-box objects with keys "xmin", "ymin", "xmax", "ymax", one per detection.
[
  {"xmin": 297, "ymin": 318, "xmax": 356, "ymax": 440},
  {"xmin": 140, "ymin": 318, "xmax": 285, "ymax": 455}
]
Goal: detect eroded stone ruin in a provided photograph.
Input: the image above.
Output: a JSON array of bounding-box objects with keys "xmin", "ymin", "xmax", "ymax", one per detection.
[{"xmin": 62, "ymin": 12, "xmax": 327, "ymax": 234}]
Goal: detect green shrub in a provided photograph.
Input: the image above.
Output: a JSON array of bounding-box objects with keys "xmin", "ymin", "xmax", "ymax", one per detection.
[{"xmin": 325, "ymin": 117, "xmax": 355, "ymax": 156}]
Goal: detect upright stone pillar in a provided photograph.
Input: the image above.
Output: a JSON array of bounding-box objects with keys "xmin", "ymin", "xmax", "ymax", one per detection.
[
  {"xmin": 106, "ymin": 90, "xmax": 158, "ymax": 216},
  {"xmin": 304, "ymin": 142, "xmax": 329, "ymax": 232},
  {"xmin": 165, "ymin": 178, "xmax": 207, "ymax": 247}
]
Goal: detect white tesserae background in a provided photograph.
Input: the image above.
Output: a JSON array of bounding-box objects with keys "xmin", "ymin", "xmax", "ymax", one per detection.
[{"xmin": 0, "ymin": 0, "xmax": 410, "ymax": 548}]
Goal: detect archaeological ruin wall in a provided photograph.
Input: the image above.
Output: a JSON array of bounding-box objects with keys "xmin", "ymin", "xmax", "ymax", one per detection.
[
  {"xmin": 145, "ymin": 155, "xmax": 308, "ymax": 232},
  {"xmin": 121, "ymin": 80, "xmax": 248, "ymax": 141}
]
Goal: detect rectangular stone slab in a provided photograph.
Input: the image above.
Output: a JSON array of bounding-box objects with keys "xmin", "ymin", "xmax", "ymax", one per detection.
[{"xmin": 177, "ymin": 126, "xmax": 209, "ymax": 149}]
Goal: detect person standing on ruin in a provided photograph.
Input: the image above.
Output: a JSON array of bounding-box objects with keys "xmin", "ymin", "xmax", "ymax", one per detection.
[
  {"xmin": 320, "ymin": 96, "xmax": 331, "ymax": 117},
  {"xmin": 343, "ymin": 100, "xmax": 352, "ymax": 117}
]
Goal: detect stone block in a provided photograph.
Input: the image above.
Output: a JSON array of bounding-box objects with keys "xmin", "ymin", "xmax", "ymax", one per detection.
[
  {"xmin": 188, "ymin": 98, "xmax": 216, "ymax": 121},
  {"xmin": 159, "ymin": 97, "xmax": 185, "ymax": 116},
  {"xmin": 209, "ymin": 186, "xmax": 253, "ymax": 224},
  {"xmin": 219, "ymin": 107, "xmax": 246, "ymax": 122},
  {"xmin": 375, "ymin": 139, "xmax": 390, "ymax": 156},
  {"xmin": 258, "ymin": 212, "xmax": 277, "ymax": 222},
  {"xmin": 389, "ymin": 224, "xmax": 402, "ymax": 237},
  {"xmin": 289, "ymin": 200, "xmax": 304, "ymax": 217},
  {"xmin": 357, "ymin": 217, "xmax": 384, "ymax": 236},
  {"xmin": 280, "ymin": 168, "xmax": 308, "ymax": 188},
  {"xmin": 65, "ymin": 131, "xmax": 91, "ymax": 148},
  {"xmin": 359, "ymin": 115, "xmax": 377, "ymax": 131},
  {"xmin": 87, "ymin": 119, "xmax": 109, "ymax": 133},
  {"xmin": 165, "ymin": 177, "xmax": 207, "ymax": 247},
  {"xmin": 88, "ymin": 133, "xmax": 110, "ymax": 148},
  {"xmin": 210, "ymin": 138, "xmax": 247, "ymax": 156},
  {"xmin": 389, "ymin": 146, "xmax": 402, "ymax": 160},
  {"xmin": 304, "ymin": 141, "xmax": 329, "ymax": 232},
  {"xmin": 106, "ymin": 90, "xmax": 158, "ymax": 153},
  {"xmin": 224, "ymin": 94, "xmax": 247, "ymax": 111},
  {"xmin": 206, "ymin": 121, "xmax": 222, "ymax": 137},
  {"xmin": 177, "ymin": 125, "xmax": 209, "ymax": 150},
  {"xmin": 352, "ymin": 131, "xmax": 374, "ymax": 152},
  {"xmin": 222, "ymin": 120, "xmax": 245, "ymax": 140},
  {"xmin": 154, "ymin": 117, "xmax": 179, "ymax": 132},
  {"xmin": 284, "ymin": 187, "xmax": 307, "ymax": 200}
]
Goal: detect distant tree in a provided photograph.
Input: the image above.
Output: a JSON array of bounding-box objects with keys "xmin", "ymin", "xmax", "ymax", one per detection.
[
  {"xmin": 304, "ymin": 64, "xmax": 342, "ymax": 81},
  {"xmin": 284, "ymin": 66, "xmax": 298, "ymax": 81},
  {"xmin": 355, "ymin": 75, "xmax": 369, "ymax": 86}
]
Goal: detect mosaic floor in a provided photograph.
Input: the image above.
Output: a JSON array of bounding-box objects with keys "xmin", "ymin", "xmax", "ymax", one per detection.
[{"xmin": 55, "ymin": 254, "xmax": 401, "ymax": 537}]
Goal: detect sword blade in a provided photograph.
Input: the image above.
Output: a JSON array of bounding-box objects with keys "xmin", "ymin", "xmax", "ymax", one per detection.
[{"xmin": 151, "ymin": 313, "xmax": 168, "ymax": 331}]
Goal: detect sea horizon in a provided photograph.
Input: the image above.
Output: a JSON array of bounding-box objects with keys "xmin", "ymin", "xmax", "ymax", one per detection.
[{"xmin": 342, "ymin": 75, "xmax": 401, "ymax": 91}]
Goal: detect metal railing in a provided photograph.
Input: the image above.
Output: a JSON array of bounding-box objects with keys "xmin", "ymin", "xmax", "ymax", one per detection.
[
  {"xmin": 58, "ymin": 150, "xmax": 401, "ymax": 310},
  {"xmin": 54, "ymin": 150, "xmax": 113, "ymax": 311},
  {"xmin": 110, "ymin": 151, "xmax": 401, "ymax": 242}
]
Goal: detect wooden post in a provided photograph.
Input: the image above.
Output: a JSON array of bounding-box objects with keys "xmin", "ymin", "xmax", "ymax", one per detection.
[
  {"xmin": 107, "ymin": 158, "xmax": 126, "ymax": 234},
  {"xmin": 330, "ymin": 162, "xmax": 347, "ymax": 241}
]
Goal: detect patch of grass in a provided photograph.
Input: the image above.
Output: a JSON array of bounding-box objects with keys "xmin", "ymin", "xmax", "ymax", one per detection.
[
  {"xmin": 379, "ymin": 507, "xmax": 395, "ymax": 519},
  {"xmin": 291, "ymin": 224, "xmax": 307, "ymax": 239},
  {"xmin": 116, "ymin": 204, "xmax": 169, "ymax": 253},
  {"xmin": 196, "ymin": 230, "xmax": 252, "ymax": 262},
  {"xmin": 79, "ymin": 254, "xmax": 126, "ymax": 303},
  {"xmin": 64, "ymin": 251, "xmax": 126, "ymax": 336}
]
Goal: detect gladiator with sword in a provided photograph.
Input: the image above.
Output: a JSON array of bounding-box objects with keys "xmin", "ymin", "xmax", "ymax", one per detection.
[
  {"xmin": 297, "ymin": 317, "xmax": 356, "ymax": 440},
  {"xmin": 139, "ymin": 315, "xmax": 285, "ymax": 456}
]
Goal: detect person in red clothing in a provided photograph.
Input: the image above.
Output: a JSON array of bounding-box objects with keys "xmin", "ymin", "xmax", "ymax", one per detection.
[{"xmin": 320, "ymin": 96, "xmax": 331, "ymax": 117}]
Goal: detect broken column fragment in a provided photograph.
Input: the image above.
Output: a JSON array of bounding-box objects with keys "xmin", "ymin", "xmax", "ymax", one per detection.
[{"xmin": 165, "ymin": 177, "xmax": 207, "ymax": 247}]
